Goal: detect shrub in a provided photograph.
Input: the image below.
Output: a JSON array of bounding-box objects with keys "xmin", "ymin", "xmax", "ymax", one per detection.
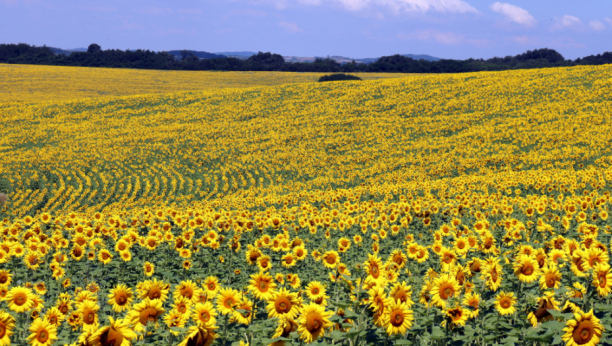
[{"xmin": 318, "ymin": 73, "xmax": 362, "ymax": 82}]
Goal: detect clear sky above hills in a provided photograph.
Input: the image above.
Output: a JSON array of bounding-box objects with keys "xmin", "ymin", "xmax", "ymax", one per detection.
[{"xmin": 1, "ymin": 0, "xmax": 610, "ymax": 60}]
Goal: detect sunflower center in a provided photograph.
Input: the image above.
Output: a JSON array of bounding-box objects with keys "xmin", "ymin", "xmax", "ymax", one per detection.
[
  {"xmin": 208, "ymin": 283, "xmax": 216, "ymax": 291},
  {"xmin": 101, "ymin": 327, "xmax": 124, "ymax": 346},
  {"xmin": 14, "ymin": 293, "xmax": 27, "ymax": 306},
  {"xmin": 258, "ymin": 280, "xmax": 269, "ymax": 292},
  {"xmin": 117, "ymin": 293, "xmax": 128, "ymax": 305},
  {"xmin": 0, "ymin": 322, "xmax": 5, "ymax": 338},
  {"xmin": 391, "ymin": 311, "xmax": 404, "ymax": 326},
  {"xmin": 306, "ymin": 315, "xmax": 322, "ymax": 332},
  {"xmin": 148, "ymin": 287, "xmax": 161, "ymax": 300},
  {"xmin": 599, "ymin": 274, "xmax": 607, "ymax": 288},
  {"xmin": 199, "ymin": 311, "xmax": 210, "ymax": 323},
  {"xmin": 0, "ymin": 275, "xmax": 7, "ymax": 284},
  {"xmin": 224, "ymin": 298, "xmax": 235, "ymax": 309},
  {"xmin": 180, "ymin": 287, "xmax": 193, "ymax": 299},
  {"xmin": 325, "ymin": 256, "xmax": 336, "ymax": 265},
  {"xmin": 49, "ymin": 316, "xmax": 57, "ymax": 325},
  {"xmin": 522, "ymin": 265, "xmax": 533, "ymax": 276},
  {"xmin": 371, "ymin": 265, "xmax": 379, "ymax": 278},
  {"xmin": 547, "ymin": 275, "xmax": 556, "ymax": 288},
  {"xmin": 275, "ymin": 297, "xmax": 292, "ymax": 313},
  {"xmin": 500, "ymin": 298, "xmax": 511, "ymax": 309},
  {"xmin": 573, "ymin": 321, "xmax": 594, "ymax": 344},
  {"xmin": 84, "ymin": 311, "xmax": 96, "ymax": 324},
  {"xmin": 139, "ymin": 307, "xmax": 159, "ymax": 325},
  {"xmin": 37, "ymin": 330, "xmax": 49, "ymax": 342},
  {"xmin": 59, "ymin": 304, "xmax": 68, "ymax": 314},
  {"xmin": 440, "ymin": 286, "xmax": 454, "ymax": 300}
]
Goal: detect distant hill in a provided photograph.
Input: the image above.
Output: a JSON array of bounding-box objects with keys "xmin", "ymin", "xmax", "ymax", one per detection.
[
  {"xmin": 48, "ymin": 47, "xmax": 87, "ymax": 55},
  {"xmin": 214, "ymin": 51, "xmax": 257, "ymax": 59},
  {"xmin": 166, "ymin": 50, "xmax": 226, "ymax": 60},
  {"xmin": 358, "ymin": 54, "xmax": 441, "ymax": 63}
]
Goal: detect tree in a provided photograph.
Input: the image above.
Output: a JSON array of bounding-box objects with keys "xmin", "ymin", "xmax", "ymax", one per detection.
[{"xmin": 87, "ymin": 44, "xmax": 101, "ymax": 53}]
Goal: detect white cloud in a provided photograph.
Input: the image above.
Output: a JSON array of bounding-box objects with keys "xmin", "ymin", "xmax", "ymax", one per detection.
[
  {"xmin": 278, "ymin": 0, "xmax": 479, "ymax": 13},
  {"xmin": 551, "ymin": 15, "xmax": 581, "ymax": 31},
  {"xmin": 606, "ymin": 18, "xmax": 612, "ymax": 26},
  {"xmin": 490, "ymin": 2, "xmax": 536, "ymax": 26},
  {"xmin": 589, "ymin": 20, "xmax": 606, "ymax": 32},
  {"xmin": 279, "ymin": 21, "xmax": 304, "ymax": 32}
]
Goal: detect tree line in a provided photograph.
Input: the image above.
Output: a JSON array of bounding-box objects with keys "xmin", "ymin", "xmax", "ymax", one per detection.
[{"xmin": 1, "ymin": 43, "xmax": 612, "ymax": 73}]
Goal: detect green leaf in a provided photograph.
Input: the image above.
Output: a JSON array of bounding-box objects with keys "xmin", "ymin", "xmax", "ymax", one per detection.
[
  {"xmin": 525, "ymin": 328, "xmax": 554, "ymax": 343},
  {"xmin": 430, "ymin": 326, "xmax": 445, "ymax": 340},
  {"xmin": 395, "ymin": 340, "xmax": 412, "ymax": 345},
  {"xmin": 330, "ymin": 330, "xmax": 346, "ymax": 340}
]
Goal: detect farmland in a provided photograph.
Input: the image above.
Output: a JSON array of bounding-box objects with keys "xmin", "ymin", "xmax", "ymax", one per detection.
[{"xmin": 0, "ymin": 64, "xmax": 612, "ymax": 345}]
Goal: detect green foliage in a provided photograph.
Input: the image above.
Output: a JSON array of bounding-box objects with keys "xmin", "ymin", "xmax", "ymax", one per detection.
[{"xmin": 318, "ymin": 73, "xmax": 363, "ymax": 82}]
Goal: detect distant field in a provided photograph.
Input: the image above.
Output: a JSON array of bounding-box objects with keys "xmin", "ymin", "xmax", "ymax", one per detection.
[
  {"xmin": 0, "ymin": 63, "xmax": 411, "ymax": 104},
  {"xmin": 1, "ymin": 64, "xmax": 612, "ymax": 345}
]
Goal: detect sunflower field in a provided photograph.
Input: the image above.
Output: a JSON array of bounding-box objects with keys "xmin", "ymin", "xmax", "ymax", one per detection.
[{"xmin": 0, "ymin": 63, "xmax": 612, "ymax": 345}]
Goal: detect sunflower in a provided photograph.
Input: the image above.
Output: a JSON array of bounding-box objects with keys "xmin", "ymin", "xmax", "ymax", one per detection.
[
  {"xmin": 231, "ymin": 298, "xmax": 253, "ymax": 325},
  {"xmin": 202, "ymin": 277, "xmax": 220, "ymax": 297},
  {"xmin": 192, "ymin": 302, "xmax": 217, "ymax": 327},
  {"xmin": 55, "ymin": 296, "xmax": 73, "ymax": 315},
  {"xmin": 138, "ymin": 278, "xmax": 170, "ymax": 302},
  {"xmin": 304, "ymin": 281, "xmax": 326, "ymax": 302},
  {"xmin": 430, "ymin": 274, "xmax": 460, "ymax": 308},
  {"xmin": 0, "ymin": 270, "xmax": 11, "ymax": 287},
  {"xmin": 267, "ymin": 288, "xmax": 300, "ymax": 320},
  {"xmin": 79, "ymin": 300, "xmax": 100, "ymax": 331},
  {"xmin": 293, "ymin": 246, "xmax": 307, "ymax": 261},
  {"xmin": 143, "ymin": 262, "xmax": 155, "ymax": 277},
  {"xmin": 27, "ymin": 318, "xmax": 57, "ymax": 346},
  {"xmin": 446, "ymin": 305, "xmax": 469, "ymax": 327},
  {"xmin": 271, "ymin": 316, "xmax": 299, "ymax": 346},
  {"xmin": 248, "ymin": 272, "xmax": 277, "ymax": 301},
  {"xmin": 3, "ymin": 286, "xmax": 36, "ymax": 313},
  {"xmin": 257, "ymin": 255, "xmax": 272, "ymax": 271},
  {"xmin": 0, "ymin": 310, "xmax": 16, "ymax": 346},
  {"xmin": 70, "ymin": 246, "xmax": 85, "ymax": 261},
  {"xmin": 171, "ymin": 296, "xmax": 193, "ymax": 315},
  {"xmin": 106, "ymin": 284, "xmax": 133, "ymax": 313},
  {"xmin": 369, "ymin": 287, "xmax": 392, "ymax": 326},
  {"xmin": 164, "ymin": 310, "xmax": 188, "ymax": 335},
  {"xmin": 245, "ymin": 247, "xmax": 261, "ymax": 265},
  {"xmin": 216, "ymin": 288, "xmax": 241, "ymax": 315},
  {"xmin": 562, "ymin": 309, "xmax": 603, "ymax": 346},
  {"xmin": 364, "ymin": 254, "xmax": 386, "ymax": 285},
  {"xmin": 513, "ymin": 255, "xmax": 541, "ymax": 283},
  {"xmin": 174, "ymin": 280, "xmax": 202, "ymax": 305},
  {"xmin": 389, "ymin": 282, "xmax": 413, "ymax": 307},
  {"xmin": 297, "ymin": 303, "xmax": 333, "ymax": 343},
  {"xmin": 383, "ymin": 301, "xmax": 414, "ymax": 336},
  {"xmin": 44, "ymin": 307, "xmax": 65, "ymax": 328},
  {"xmin": 177, "ymin": 325, "xmax": 218, "ymax": 346},
  {"xmin": 494, "ymin": 291, "xmax": 516, "ymax": 316},
  {"xmin": 87, "ymin": 317, "xmax": 136, "ymax": 346},
  {"xmin": 462, "ymin": 292, "xmax": 481, "ymax": 318},
  {"xmin": 126, "ymin": 298, "xmax": 165, "ymax": 333},
  {"xmin": 34, "ymin": 282, "xmax": 47, "ymax": 296},
  {"xmin": 592, "ymin": 262, "xmax": 612, "ymax": 297},
  {"xmin": 389, "ymin": 250, "xmax": 407, "ymax": 269},
  {"xmin": 281, "ymin": 253, "xmax": 297, "ymax": 268},
  {"xmin": 527, "ymin": 291, "xmax": 559, "ymax": 327},
  {"xmin": 321, "ymin": 251, "xmax": 340, "ymax": 269},
  {"xmin": 481, "ymin": 259, "xmax": 502, "ymax": 291},
  {"xmin": 539, "ymin": 263, "xmax": 562, "ymax": 290}
]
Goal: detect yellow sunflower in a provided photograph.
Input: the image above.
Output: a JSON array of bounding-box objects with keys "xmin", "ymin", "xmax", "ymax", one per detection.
[
  {"xmin": 527, "ymin": 291, "xmax": 559, "ymax": 327},
  {"xmin": 321, "ymin": 251, "xmax": 340, "ymax": 269},
  {"xmin": 177, "ymin": 325, "xmax": 218, "ymax": 346},
  {"xmin": 27, "ymin": 318, "xmax": 57, "ymax": 346},
  {"xmin": 267, "ymin": 288, "xmax": 300, "ymax": 320},
  {"xmin": 88, "ymin": 317, "xmax": 136, "ymax": 346},
  {"xmin": 143, "ymin": 262, "xmax": 155, "ymax": 277},
  {"xmin": 297, "ymin": 303, "xmax": 333, "ymax": 343},
  {"xmin": 481, "ymin": 258, "xmax": 502, "ymax": 291},
  {"xmin": 383, "ymin": 301, "xmax": 414, "ymax": 335},
  {"xmin": 107, "ymin": 284, "xmax": 133, "ymax": 313},
  {"xmin": 562, "ymin": 309, "xmax": 603, "ymax": 346},
  {"xmin": 592, "ymin": 262, "xmax": 612, "ymax": 297},
  {"xmin": 216, "ymin": 288, "xmax": 241, "ymax": 315},
  {"xmin": 44, "ymin": 307, "xmax": 65, "ymax": 328},
  {"xmin": 494, "ymin": 291, "xmax": 516, "ymax": 316},
  {"xmin": 0, "ymin": 270, "xmax": 11, "ymax": 287},
  {"xmin": 202, "ymin": 276, "xmax": 220, "ymax": 297},
  {"xmin": 231, "ymin": 298, "xmax": 253, "ymax": 325},
  {"xmin": 389, "ymin": 281, "xmax": 414, "ymax": 307},
  {"xmin": 4, "ymin": 286, "xmax": 36, "ymax": 313},
  {"xmin": 364, "ymin": 254, "xmax": 386, "ymax": 285},
  {"xmin": 78, "ymin": 300, "xmax": 100, "ymax": 331},
  {"xmin": 126, "ymin": 298, "xmax": 165, "ymax": 333},
  {"xmin": 248, "ymin": 272, "xmax": 277, "ymax": 301},
  {"xmin": 513, "ymin": 255, "xmax": 541, "ymax": 283},
  {"xmin": 462, "ymin": 292, "xmax": 481, "ymax": 318},
  {"xmin": 446, "ymin": 305, "xmax": 469, "ymax": 327},
  {"xmin": 0, "ymin": 310, "xmax": 16, "ymax": 346},
  {"xmin": 138, "ymin": 278, "xmax": 170, "ymax": 302},
  {"xmin": 257, "ymin": 255, "xmax": 272, "ymax": 271},
  {"xmin": 304, "ymin": 281, "xmax": 326, "ymax": 302},
  {"xmin": 539, "ymin": 263, "xmax": 562, "ymax": 290},
  {"xmin": 192, "ymin": 302, "xmax": 217, "ymax": 327},
  {"xmin": 173, "ymin": 280, "xmax": 202, "ymax": 305},
  {"xmin": 430, "ymin": 274, "xmax": 460, "ymax": 308}
]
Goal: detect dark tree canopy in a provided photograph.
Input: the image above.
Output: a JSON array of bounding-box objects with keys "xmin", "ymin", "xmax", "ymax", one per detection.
[
  {"xmin": 0, "ymin": 43, "xmax": 610, "ymax": 73},
  {"xmin": 87, "ymin": 44, "xmax": 101, "ymax": 53}
]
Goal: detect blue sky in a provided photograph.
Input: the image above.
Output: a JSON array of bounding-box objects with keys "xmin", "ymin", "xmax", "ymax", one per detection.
[{"xmin": 1, "ymin": 0, "xmax": 610, "ymax": 60}]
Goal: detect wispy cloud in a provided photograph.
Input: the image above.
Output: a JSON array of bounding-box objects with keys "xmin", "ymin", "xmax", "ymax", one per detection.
[
  {"xmin": 490, "ymin": 2, "xmax": 536, "ymax": 27},
  {"xmin": 551, "ymin": 15, "xmax": 581, "ymax": 31},
  {"xmin": 397, "ymin": 29, "xmax": 464, "ymax": 45},
  {"xmin": 589, "ymin": 20, "xmax": 605, "ymax": 32},
  {"xmin": 279, "ymin": 21, "xmax": 304, "ymax": 33},
  {"xmin": 269, "ymin": 0, "xmax": 478, "ymax": 14},
  {"xmin": 606, "ymin": 18, "xmax": 612, "ymax": 26}
]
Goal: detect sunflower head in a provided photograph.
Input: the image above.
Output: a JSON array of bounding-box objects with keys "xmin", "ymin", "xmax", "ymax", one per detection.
[{"xmin": 562, "ymin": 309, "xmax": 604, "ymax": 346}]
